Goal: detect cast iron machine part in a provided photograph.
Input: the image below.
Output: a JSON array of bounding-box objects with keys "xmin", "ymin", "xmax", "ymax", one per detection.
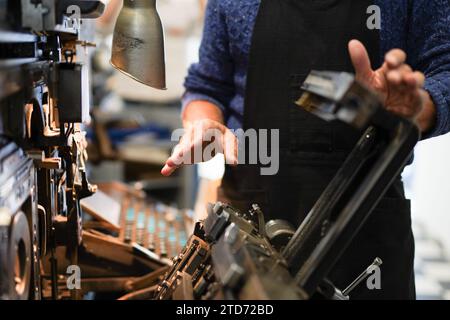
[
  {"xmin": 0, "ymin": 0, "xmax": 104, "ymax": 299},
  {"xmin": 155, "ymin": 202, "xmax": 306, "ymax": 300},
  {"xmin": 0, "ymin": 140, "xmax": 36, "ymax": 300},
  {"xmin": 155, "ymin": 201, "xmax": 384, "ymax": 300}
]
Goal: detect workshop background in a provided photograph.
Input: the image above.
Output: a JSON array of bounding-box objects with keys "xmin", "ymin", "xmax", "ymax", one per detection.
[{"xmin": 87, "ymin": 0, "xmax": 450, "ymax": 300}]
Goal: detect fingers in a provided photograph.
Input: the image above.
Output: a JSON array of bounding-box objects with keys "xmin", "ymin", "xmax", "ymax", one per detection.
[
  {"xmin": 348, "ymin": 39, "xmax": 373, "ymax": 81},
  {"xmin": 386, "ymin": 89, "xmax": 423, "ymax": 117},
  {"xmin": 384, "ymin": 49, "xmax": 407, "ymax": 69},
  {"xmin": 405, "ymin": 71, "xmax": 425, "ymax": 88},
  {"xmin": 161, "ymin": 120, "xmax": 238, "ymax": 176},
  {"xmin": 223, "ymin": 128, "xmax": 238, "ymax": 166},
  {"xmin": 386, "ymin": 64, "xmax": 413, "ymax": 85},
  {"xmin": 386, "ymin": 62, "xmax": 425, "ymax": 95},
  {"xmin": 161, "ymin": 163, "xmax": 177, "ymax": 177},
  {"xmin": 384, "ymin": 64, "xmax": 426, "ymax": 120},
  {"xmin": 161, "ymin": 141, "xmax": 186, "ymax": 176},
  {"xmin": 381, "ymin": 49, "xmax": 426, "ymax": 121},
  {"xmin": 348, "ymin": 43, "xmax": 426, "ymax": 123}
]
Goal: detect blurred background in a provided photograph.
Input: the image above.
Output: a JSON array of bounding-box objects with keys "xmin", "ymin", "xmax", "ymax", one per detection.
[
  {"xmin": 404, "ymin": 136, "xmax": 450, "ymax": 299},
  {"xmin": 86, "ymin": 0, "xmax": 450, "ymax": 300},
  {"xmin": 87, "ymin": 0, "xmax": 206, "ymax": 211}
]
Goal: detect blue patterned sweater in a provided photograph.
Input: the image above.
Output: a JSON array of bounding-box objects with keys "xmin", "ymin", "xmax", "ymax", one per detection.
[{"xmin": 183, "ymin": 0, "xmax": 450, "ymax": 138}]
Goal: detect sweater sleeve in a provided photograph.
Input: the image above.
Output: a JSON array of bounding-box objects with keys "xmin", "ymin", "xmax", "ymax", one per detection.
[
  {"xmin": 408, "ymin": 0, "xmax": 450, "ymax": 139},
  {"xmin": 182, "ymin": 0, "xmax": 235, "ymax": 119}
]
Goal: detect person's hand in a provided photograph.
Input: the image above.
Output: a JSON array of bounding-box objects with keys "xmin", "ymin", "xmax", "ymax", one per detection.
[
  {"xmin": 161, "ymin": 119, "xmax": 238, "ymax": 176},
  {"xmin": 348, "ymin": 40, "xmax": 436, "ymax": 132}
]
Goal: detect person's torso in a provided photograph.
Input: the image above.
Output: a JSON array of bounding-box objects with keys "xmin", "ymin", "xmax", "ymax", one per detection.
[{"xmin": 220, "ymin": 0, "xmax": 409, "ymax": 129}]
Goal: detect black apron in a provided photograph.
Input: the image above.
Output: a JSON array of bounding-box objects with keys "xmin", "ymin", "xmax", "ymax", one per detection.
[{"xmin": 218, "ymin": 0, "xmax": 415, "ymax": 299}]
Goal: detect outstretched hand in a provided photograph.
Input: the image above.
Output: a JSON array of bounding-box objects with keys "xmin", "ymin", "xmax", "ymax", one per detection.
[{"xmin": 348, "ymin": 39, "xmax": 436, "ymax": 132}]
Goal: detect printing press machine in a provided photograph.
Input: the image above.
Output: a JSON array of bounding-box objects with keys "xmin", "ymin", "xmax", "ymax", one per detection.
[{"xmin": 0, "ymin": 0, "xmax": 420, "ymax": 300}]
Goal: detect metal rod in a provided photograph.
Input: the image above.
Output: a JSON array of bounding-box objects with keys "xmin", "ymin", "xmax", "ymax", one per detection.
[{"xmin": 342, "ymin": 257, "xmax": 383, "ymax": 296}]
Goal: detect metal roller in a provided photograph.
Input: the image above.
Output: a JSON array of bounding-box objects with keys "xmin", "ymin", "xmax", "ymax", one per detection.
[{"xmin": 0, "ymin": 210, "xmax": 31, "ymax": 300}]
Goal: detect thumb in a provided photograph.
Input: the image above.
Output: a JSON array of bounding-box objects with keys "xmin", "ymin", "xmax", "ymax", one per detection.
[{"xmin": 348, "ymin": 39, "xmax": 373, "ymax": 81}]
